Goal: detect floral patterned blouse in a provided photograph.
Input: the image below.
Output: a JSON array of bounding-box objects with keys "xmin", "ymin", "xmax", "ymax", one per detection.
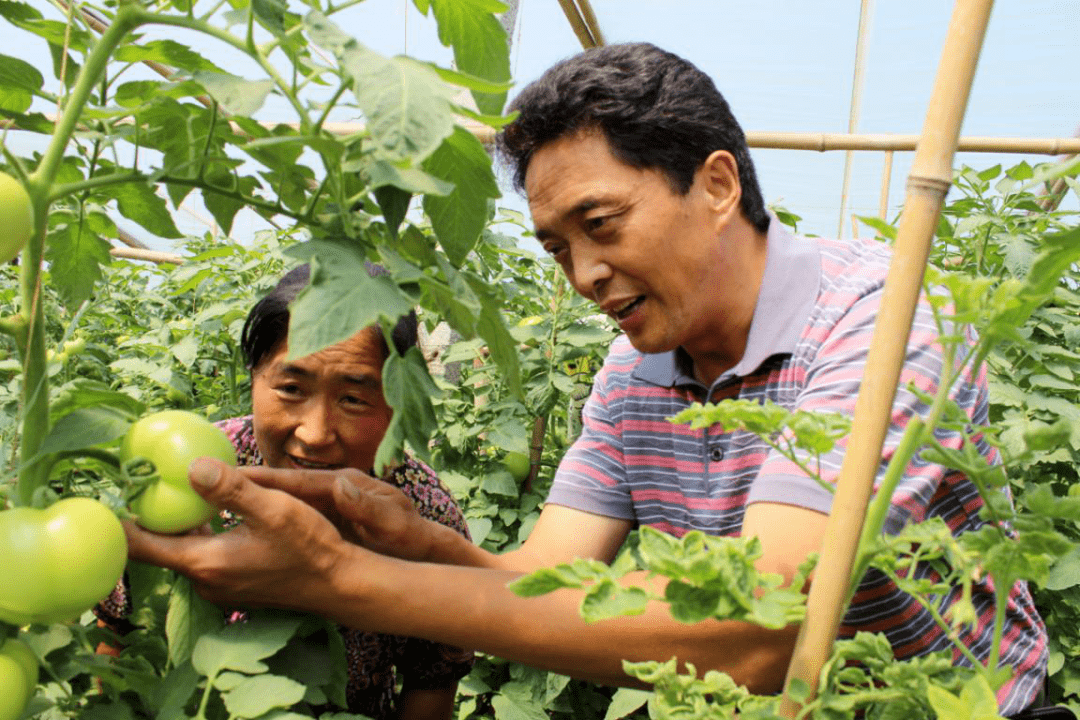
[{"xmin": 101, "ymin": 415, "xmax": 473, "ymax": 719}]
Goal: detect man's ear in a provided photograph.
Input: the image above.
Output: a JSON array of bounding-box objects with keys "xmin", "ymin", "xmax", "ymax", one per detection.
[{"xmin": 699, "ymin": 150, "xmax": 742, "ymax": 225}]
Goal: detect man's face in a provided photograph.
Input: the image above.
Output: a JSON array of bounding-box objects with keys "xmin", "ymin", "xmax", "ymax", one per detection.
[
  {"xmin": 525, "ymin": 130, "xmax": 743, "ymax": 359},
  {"xmin": 251, "ymin": 327, "xmax": 392, "ymax": 473}
]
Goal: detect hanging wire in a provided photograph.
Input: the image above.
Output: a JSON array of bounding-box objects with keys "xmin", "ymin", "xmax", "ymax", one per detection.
[{"xmin": 837, "ymin": 0, "xmax": 875, "ymax": 238}]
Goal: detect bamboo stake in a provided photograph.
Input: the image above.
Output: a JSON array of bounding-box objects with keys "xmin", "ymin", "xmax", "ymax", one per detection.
[
  {"xmin": 574, "ymin": 0, "xmax": 605, "ymax": 46},
  {"xmin": 556, "ymin": 0, "xmax": 598, "ymax": 49},
  {"xmin": 743, "ymin": 131, "xmax": 1080, "ymax": 154},
  {"xmin": 878, "ymin": 150, "xmax": 894, "ymax": 220},
  {"xmin": 1037, "ymin": 126, "xmax": 1079, "ymax": 212},
  {"xmin": 7, "ymin": 111, "xmax": 1080, "ymax": 156},
  {"xmin": 109, "ymin": 247, "xmax": 183, "ymax": 264},
  {"xmin": 779, "ymin": 0, "xmax": 995, "ymax": 714}
]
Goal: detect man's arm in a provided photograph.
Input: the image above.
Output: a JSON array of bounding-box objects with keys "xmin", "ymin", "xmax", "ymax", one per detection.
[
  {"xmin": 235, "ymin": 464, "xmax": 634, "ymax": 573},
  {"xmin": 126, "ymin": 459, "xmax": 827, "ymax": 693}
]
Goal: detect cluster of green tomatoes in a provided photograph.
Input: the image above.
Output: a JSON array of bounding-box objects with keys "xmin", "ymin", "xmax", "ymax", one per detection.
[{"xmin": 1, "ymin": 407, "xmax": 236, "ymax": 718}]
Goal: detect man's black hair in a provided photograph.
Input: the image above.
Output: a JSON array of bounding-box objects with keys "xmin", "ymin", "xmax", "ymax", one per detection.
[
  {"xmin": 240, "ymin": 263, "xmax": 418, "ymax": 369},
  {"xmin": 497, "ymin": 42, "xmax": 770, "ymax": 233}
]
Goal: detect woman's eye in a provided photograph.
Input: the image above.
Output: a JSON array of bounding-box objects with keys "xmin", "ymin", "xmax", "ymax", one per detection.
[{"xmin": 276, "ymin": 383, "xmax": 303, "ymax": 397}]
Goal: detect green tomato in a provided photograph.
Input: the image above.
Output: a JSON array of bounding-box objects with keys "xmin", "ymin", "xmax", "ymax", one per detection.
[
  {"xmin": 61, "ymin": 336, "xmax": 86, "ymax": 356},
  {"xmin": 503, "ymin": 451, "xmax": 532, "ymax": 482},
  {"xmin": 0, "ymin": 638, "xmax": 38, "ymax": 720},
  {"xmin": 0, "ymin": 172, "xmax": 33, "ymax": 266},
  {"xmin": 0, "ymin": 497, "xmax": 127, "ymax": 626},
  {"xmin": 121, "ymin": 410, "xmax": 236, "ymax": 534}
]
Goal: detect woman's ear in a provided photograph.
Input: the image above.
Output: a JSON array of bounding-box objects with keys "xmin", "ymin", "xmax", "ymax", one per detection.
[{"xmin": 699, "ymin": 150, "xmax": 742, "ymax": 225}]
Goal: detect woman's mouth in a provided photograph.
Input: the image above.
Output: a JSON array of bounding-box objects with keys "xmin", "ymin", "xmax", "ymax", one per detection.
[{"xmin": 289, "ymin": 455, "xmax": 342, "ymax": 470}]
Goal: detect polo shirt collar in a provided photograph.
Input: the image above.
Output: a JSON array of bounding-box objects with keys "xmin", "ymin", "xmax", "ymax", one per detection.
[{"xmin": 633, "ymin": 217, "xmax": 821, "ymax": 388}]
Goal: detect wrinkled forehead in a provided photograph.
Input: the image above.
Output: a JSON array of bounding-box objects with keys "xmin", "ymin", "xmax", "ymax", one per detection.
[{"xmin": 264, "ymin": 325, "xmax": 385, "ymax": 370}]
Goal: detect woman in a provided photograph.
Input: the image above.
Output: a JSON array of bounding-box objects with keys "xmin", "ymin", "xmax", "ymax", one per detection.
[{"xmin": 103, "ymin": 264, "xmax": 473, "ymax": 720}]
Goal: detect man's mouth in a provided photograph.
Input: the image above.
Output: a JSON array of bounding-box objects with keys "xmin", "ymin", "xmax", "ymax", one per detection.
[{"xmin": 610, "ymin": 296, "xmax": 645, "ymax": 320}]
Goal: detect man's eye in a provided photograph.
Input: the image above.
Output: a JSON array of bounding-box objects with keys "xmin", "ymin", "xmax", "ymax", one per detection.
[{"xmin": 586, "ymin": 216, "xmax": 607, "ymax": 231}]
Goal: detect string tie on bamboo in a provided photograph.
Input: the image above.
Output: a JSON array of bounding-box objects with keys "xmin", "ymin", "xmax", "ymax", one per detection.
[{"xmin": 905, "ymin": 174, "xmax": 952, "ymax": 199}]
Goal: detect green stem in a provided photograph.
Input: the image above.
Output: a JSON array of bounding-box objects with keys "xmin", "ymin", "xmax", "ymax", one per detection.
[
  {"xmin": 15, "ymin": 7, "xmax": 141, "ymax": 505},
  {"xmin": 52, "ymin": 172, "xmax": 310, "ymax": 224},
  {"xmin": 988, "ymin": 583, "xmax": 1008, "ymax": 672},
  {"xmin": 853, "ymin": 334, "xmax": 964, "ymax": 591},
  {"xmin": 129, "ymin": 11, "xmax": 310, "ymax": 125},
  {"xmin": 314, "ymin": 83, "xmax": 348, "ymax": 134},
  {"xmin": 195, "ymin": 668, "xmax": 218, "ymax": 720},
  {"xmin": 30, "ymin": 10, "xmax": 139, "ymax": 192}
]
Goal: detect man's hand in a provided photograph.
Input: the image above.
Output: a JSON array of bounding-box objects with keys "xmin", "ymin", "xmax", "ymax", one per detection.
[
  {"xmin": 233, "ymin": 465, "xmax": 439, "ymax": 561},
  {"xmin": 125, "ymin": 458, "xmax": 354, "ymax": 611}
]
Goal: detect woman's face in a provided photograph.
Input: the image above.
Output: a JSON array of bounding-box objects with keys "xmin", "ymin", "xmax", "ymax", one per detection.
[{"xmin": 250, "ymin": 327, "xmax": 393, "ymax": 473}]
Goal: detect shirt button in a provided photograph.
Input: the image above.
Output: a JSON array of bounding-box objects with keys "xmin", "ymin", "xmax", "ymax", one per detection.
[{"xmin": 710, "ymin": 447, "xmax": 724, "ymax": 462}]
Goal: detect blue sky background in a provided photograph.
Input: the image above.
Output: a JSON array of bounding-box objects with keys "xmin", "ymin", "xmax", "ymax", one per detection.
[{"xmin": 4, "ymin": 0, "xmax": 1078, "ymax": 247}]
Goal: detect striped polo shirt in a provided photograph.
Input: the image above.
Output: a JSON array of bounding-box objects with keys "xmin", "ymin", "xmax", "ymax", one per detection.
[{"xmin": 547, "ymin": 220, "xmax": 1047, "ymax": 713}]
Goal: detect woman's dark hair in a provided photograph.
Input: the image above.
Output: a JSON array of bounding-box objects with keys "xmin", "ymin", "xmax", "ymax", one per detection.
[
  {"xmin": 240, "ymin": 263, "xmax": 418, "ymax": 369},
  {"xmin": 497, "ymin": 42, "xmax": 770, "ymax": 234}
]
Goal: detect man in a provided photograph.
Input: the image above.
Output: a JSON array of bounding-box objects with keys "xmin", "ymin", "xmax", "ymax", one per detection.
[{"xmin": 127, "ymin": 43, "xmax": 1046, "ymax": 713}]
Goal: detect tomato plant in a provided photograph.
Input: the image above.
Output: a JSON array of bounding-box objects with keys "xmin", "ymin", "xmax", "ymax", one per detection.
[
  {"xmin": 121, "ymin": 409, "xmax": 236, "ymax": 534},
  {"xmin": 0, "ymin": 637, "xmax": 37, "ymax": 720},
  {"xmin": 0, "ymin": 0, "xmax": 1073, "ymax": 714},
  {"xmin": 0, "ymin": 172, "xmax": 32, "ymax": 266},
  {"xmin": 0, "ymin": 498, "xmax": 126, "ymax": 626}
]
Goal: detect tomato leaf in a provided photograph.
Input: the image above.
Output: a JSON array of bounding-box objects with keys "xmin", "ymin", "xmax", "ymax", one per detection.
[
  {"xmin": 377, "ymin": 346, "xmax": 441, "ymax": 469},
  {"xmin": 191, "ymin": 611, "xmax": 305, "ymax": 678},
  {"xmin": 603, "ymin": 688, "xmax": 651, "ymax": 720},
  {"xmin": 0, "ymin": 52, "xmax": 42, "ymax": 113},
  {"xmin": 43, "ymin": 223, "xmax": 111, "ymax": 310},
  {"xmin": 114, "ymin": 40, "xmax": 224, "ymax": 74},
  {"xmin": 286, "ymin": 240, "xmax": 415, "ymax": 360},
  {"xmin": 422, "ymin": 126, "xmax": 501, "ymax": 266},
  {"xmin": 192, "ymin": 71, "xmax": 276, "ymax": 117},
  {"xmin": 428, "ymin": 0, "xmax": 510, "ymax": 115},
  {"xmin": 307, "ymin": 11, "xmax": 455, "ymax": 163},
  {"xmin": 166, "ymin": 576, "xmax": 226, "ymax": 668},
  {"xmin": 102, "ymin": 179, "xmax": 183, "ymax": 239},
  {"xmin": 220, "ymin": 674, "xmax": 307, "ymax": 718},
  {"xmin": 37, "ymin": 406, "xmax": 131, "ymax": 456}
]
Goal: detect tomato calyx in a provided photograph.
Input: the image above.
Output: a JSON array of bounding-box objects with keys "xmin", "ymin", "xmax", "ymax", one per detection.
[{"xmin": 119, "ymin": 456, "xmax": 163, "ymax": 500}]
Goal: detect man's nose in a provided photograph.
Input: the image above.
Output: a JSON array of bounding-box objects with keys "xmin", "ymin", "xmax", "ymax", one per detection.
[{"xmin": 570, "ymin": 244, "xmax": 613, "ymax": 298}]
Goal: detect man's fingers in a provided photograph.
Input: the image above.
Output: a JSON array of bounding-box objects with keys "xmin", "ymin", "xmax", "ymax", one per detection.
[
  {"xmin": 187, "ymin": 457, "xmax": 287, "ymax": 530},
  {"xmin": 331, "ymin": 475, "xmax": 364, "ymax": 518},
  {"xmin": 124, "ymin": 519, "xmax": 204, "ymax": 570},
  {"xmin": 236, "ymin": 464, "xmax": 375, "ymax": 505}
]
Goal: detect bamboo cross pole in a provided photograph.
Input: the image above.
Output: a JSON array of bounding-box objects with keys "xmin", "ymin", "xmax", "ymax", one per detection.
[{"xmin": 778, "ymin": 0, "xmax": 995, "ymax": 714}]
